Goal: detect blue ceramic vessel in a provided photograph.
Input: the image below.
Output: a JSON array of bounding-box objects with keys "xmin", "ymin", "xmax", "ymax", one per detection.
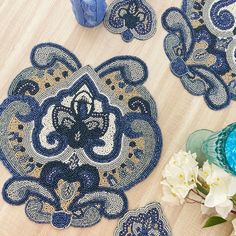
[{"xmin": 71, "ymin": 0, "xmax": 107, "ymax": 27}]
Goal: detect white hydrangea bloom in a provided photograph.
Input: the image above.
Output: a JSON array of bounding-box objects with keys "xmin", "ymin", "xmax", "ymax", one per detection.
[
  {"xmin": 200, "ymin": 161, "xmax": 236, "ymax": 219},
  {"xmin": 161, "ymin": 151, "xmax": 199, "ymax": 205}
]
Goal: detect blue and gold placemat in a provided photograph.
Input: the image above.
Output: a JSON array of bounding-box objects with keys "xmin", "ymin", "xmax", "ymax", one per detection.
[
  {"xmin": 162, "ymin": 0, "xmax": 236, "ymax": 110},
  {"xmin": 0, "ymin": 43, "xmax": 162, "ymax": 229},
  {"xmin": 115, "ymin": 202, "xmax": 172, "ymax": 236},
  {"xmin": 104, "ymin": 0, "xmax": 157, "ymax": 42}
]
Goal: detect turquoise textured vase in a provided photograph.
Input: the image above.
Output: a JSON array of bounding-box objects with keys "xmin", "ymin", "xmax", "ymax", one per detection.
[
  {"xmin": 202, "ymin": 123, "xmax": 236, "ymax": 175},
  {"xmin": 187, "ymin": 123, "xmax": 236, "ymax": 175}
]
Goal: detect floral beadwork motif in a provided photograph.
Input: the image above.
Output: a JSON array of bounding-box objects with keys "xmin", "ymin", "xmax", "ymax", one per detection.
[
  {"xmin": 114, "ymin": 202, "xmax": 172, "ymax": 236},
  {"xmin": 104, "ymin": 0, "xmax": 157, "ymax": 42},
  {"xmin": 51, "ymin": 84, "xmax": 110, "ymax": 149},
  {"xmin": 0, "ymin": 43, "xmax": 162, "ymax": 229},
  {"xmin": 162, "ymin": 0, "xmax": 236, "ymax": 110}
]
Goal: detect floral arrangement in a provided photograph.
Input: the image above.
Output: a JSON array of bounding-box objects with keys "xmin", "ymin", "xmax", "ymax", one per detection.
[{"xmin": 161, "ymin": 151, "xmax": 236, "ymax": 234}]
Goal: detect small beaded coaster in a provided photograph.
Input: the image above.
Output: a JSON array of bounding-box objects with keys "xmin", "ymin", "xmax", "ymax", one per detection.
[
  {"xmin": 0, "ymin": 43, "xmax": 162, "ymax": 229},
  {"xmin": 162, "ymin": 0, "xmax": 236, "ymax": 110},
  {"xmin": 104, "ymin": 0, "xmax": 157, "ymax": 42},
  {"xmin": 114, "ymin": 202, "xmax": 172, "ymax": 236}
]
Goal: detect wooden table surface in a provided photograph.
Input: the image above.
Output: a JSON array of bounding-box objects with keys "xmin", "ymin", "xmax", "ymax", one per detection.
[{"xmin": 0, "ymin": 0, "xmax": 235, "ymax": 235}]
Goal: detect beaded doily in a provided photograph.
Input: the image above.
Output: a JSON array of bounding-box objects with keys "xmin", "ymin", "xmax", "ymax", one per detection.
[
  {"xmin": 114, "ymin": 202, "xmax": 172, "ymax": 236},
  {"xmin": 0, "ymin": 43, "xmax": 162, "ymax": 229},
  {"xmin": 104, "ymin": 0, "xmax": 157, "ymax": 42},
  {"xmin": 162, "ymin": 0, "xmax": 236, "ymax": 110}
]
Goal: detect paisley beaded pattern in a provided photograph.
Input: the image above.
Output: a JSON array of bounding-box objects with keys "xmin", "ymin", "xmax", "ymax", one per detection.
[
  {"xmin": 162, "ymin": 0, "xmax": 236, "ymax": 110},
  {"xmin": 0, "ymin": 43, "xmax": 162, "ymax": 229},
  {"xmin": 114, "ymin": 202, "xmax": 172, "ymax": 236},
  {"xmin": 104, "ymin": 0, "xmax": 157, "ymax": 42}
]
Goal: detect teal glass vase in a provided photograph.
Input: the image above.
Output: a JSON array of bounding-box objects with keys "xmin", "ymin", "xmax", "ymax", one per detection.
[
  {"xmin": 187, "ymin": 123, "xmax": 236, "ymax": 175},
  {"xmin": 186, "ymin": 129, "xmax": 213, "ymax": 167}
]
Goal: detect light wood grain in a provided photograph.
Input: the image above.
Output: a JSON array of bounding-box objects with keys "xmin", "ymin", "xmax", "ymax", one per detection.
[{"xmin": 0, "ymin": 1, "xmax": 235, "ymax": 235}]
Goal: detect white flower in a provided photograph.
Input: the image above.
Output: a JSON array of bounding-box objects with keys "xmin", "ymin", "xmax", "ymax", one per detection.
[
  {"xmin": 161, "ymin": 183, "xmax": 182, "ymax": 205},
  {"xmin": 161, "ymin": 151, "xmax": 199, "ymax": 205},
  {"xmin": 200, "ymin": 204, "xmax": 216, "ymax": 216},
  {"xmin": 200, "ymin": 161, "xmax": 236, "ymax": 219}
]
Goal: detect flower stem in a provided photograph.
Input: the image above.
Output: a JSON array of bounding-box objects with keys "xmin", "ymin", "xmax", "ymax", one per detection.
[
  {"xmin": 191, "ymin": 189, "xmax": 205, "ymax": 200},
  {"xmin": 186, "ymin": 196, "xmax": 203, "ymax": 205},
  {"xmin": 231, "ymin": 210, "xmax": 236, "ymax": 215}
]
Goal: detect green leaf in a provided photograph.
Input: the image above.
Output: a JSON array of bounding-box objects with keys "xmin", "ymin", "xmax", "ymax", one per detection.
[
  {"xmin": 232, "ymin": 194, "xmax": 236, "ymax": 206},
  {"xmin": 203, "ymin": 216, "xmax": 227, "ymax": 228},
  {"xmin": 196, "ymin": 183, "xmax": 209, "ymax": 195}
]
